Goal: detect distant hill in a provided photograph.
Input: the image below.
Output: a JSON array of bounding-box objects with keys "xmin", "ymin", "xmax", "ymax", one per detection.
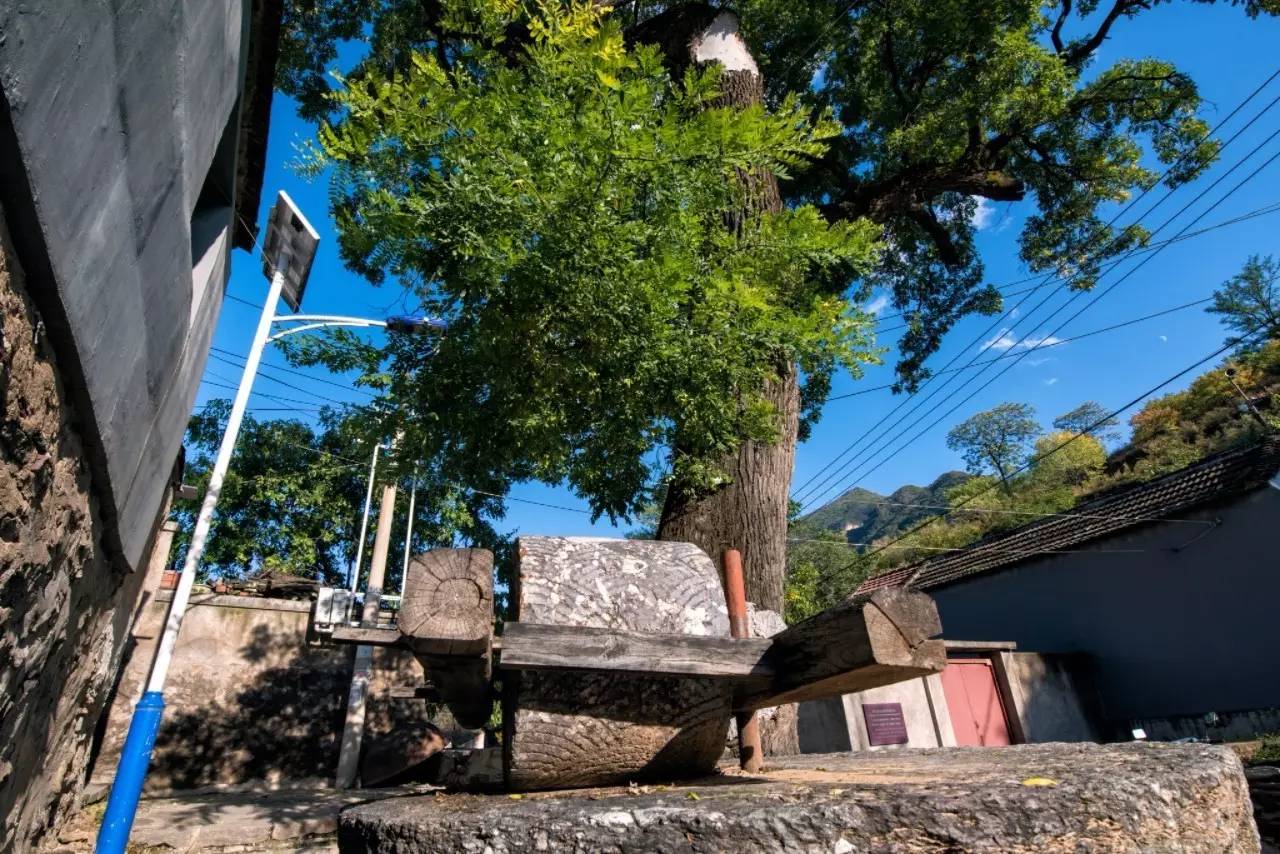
[{"xmin": 801, "ymin": 470, "xmax": 971, "ymax": 545}]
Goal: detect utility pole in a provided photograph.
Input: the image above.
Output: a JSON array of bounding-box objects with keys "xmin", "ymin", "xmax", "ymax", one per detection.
[{"xmin": 335, "ymin": 477, "xmax": 398, "ymax": 787}]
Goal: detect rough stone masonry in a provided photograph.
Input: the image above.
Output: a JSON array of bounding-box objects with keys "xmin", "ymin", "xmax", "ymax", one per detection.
[
  {"xmin": 0, "ymin": 211, "xmax": 144, "ymax": 851},
  {"xmin": 340, "ymin": 743, "xmax": 1260, "ymax": 853}
]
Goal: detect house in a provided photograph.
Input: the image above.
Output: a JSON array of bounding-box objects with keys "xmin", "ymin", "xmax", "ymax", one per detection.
[
  {"xmin": 0, "ymin": 2, "xmax": 280, "ymax": 847},
  {"xmin": 810, "ymin": 436, "xmax": 1280, "ymax": 752}
]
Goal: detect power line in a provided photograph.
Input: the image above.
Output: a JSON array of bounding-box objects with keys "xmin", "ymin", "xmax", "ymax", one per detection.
[
  {"xmin": 850, "ymin": 328, "xmax": 1264, "ymax": 578},
  {"xmin": 226, "ymin": 293, "xmax": 265, "ymax": 311},
  {"xmin": 827, "ymin": 295, "xmax": 1215, "ymax": 400},
  {"xmin": 799, "ymin": 498, "xmax": 1216, "ymax": 527},
  {"xmin": 798, "ymin": 85, "xmax": 1280, "ymax": 506},
  {"xmin": 200, "ymin": 378, "xmax": 352, "ymax": 410},
  {"xmin": 786, "ymin": 537, "xmax": 1146, "ymax": 556},
  {"xmin": 792, "ymin": 69, "xmax": 1280, "ymax": 506},
  {"xmin": 798, "ymin": 119, "xmax": 1280, "ymax": 513},
  {"xmin": 210, "ymin": 346, "xmax": 382, "ymax": 398},
  {"xmin": 872, "ymin": 200, "xmax": 1280, "ymax": 332},
  {"xmin": 207, "ymin": 352, "xmax": 360, "ymax": 407}
]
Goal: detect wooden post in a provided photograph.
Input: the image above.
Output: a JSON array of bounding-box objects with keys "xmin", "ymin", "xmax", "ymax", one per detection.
[{"xmin": 723, "ymin": 549, "xmax": 762, "ymax": 773}]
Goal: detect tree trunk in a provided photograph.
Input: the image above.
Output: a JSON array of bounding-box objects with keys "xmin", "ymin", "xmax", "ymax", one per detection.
[
  {"xmin": 645, "ymin": 8, "xmax": 793, "ymax": 615},
  {"xmin": 658, "ymin": 367, "xmax": 799, "ymax": 613}
]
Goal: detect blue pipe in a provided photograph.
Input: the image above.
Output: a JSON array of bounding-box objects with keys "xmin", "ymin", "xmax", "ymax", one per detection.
[{"xmin": 96, "ymin": 691, "xmax": 165, "ymax": 853}]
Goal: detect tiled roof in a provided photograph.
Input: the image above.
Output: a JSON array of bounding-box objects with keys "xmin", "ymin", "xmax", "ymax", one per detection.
[{"xmin": 855, "ymin": 436, "xmax": 1280, "ymax": 597}]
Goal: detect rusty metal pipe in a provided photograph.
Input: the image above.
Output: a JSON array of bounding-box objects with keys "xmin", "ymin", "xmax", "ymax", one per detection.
[{"xmin": 723, "ymin": 549, "xmax": 763, "ymax": 773}]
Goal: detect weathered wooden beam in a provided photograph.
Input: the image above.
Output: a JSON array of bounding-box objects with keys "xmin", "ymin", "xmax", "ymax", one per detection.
[
  {"xmin": 331, "ymin": 626, "xmax": 403, "ymax": 647},
  {"xmin": 388, "ymin": 685, "xmax": 443, "ymax": 701},
  {"xmin": 737, "ymin": 588, "xmax": 945, "ymax": 711},
  {"xmin": 498, "ymin": 622, "xmax": 774, "ymax": 682}
]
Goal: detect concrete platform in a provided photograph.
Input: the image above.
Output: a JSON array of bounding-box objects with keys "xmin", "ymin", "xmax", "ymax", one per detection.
[{"xmin": 339, "ymin": 743, "xmax": 1260, "ymax": 853}]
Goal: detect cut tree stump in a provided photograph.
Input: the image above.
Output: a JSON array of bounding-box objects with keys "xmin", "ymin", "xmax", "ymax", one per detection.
[
  {"xmin": 399, "ymin": 549, "xmax": 494, "ymax": 730},
  {"xmin": 503, "ymin": 537, "xmax": 734, "ymax": 790}
]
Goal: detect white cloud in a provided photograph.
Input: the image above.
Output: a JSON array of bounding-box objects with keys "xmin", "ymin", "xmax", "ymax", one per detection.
[
  {"xmin": 971, "ymin": 198, "xmax": 997, "ymax": 231},
  {"xmin": 864, "ymin": 294, "xmax": 890, "ymax": 316},
  {"xmin": 1025, "ymin": 357, "xmax": 1054, "ymax": 367},
  {"xmin": 1009, "ymin": 307, "xmax": 1020, "ymax": 319},
  {"xmin": 1044, "ymin": 377, "xmax": 1059, "ymax": 386},
  {"xmin": 981, "ymin": 328, "xmax": 1018, "ymax": 351},
  {"xmin": 1158, "ymin": 334, "xmax": 1168, "ymax": 343},
  {"xmin": 980, "ymin": 329, "xmax": 1065, "ymax": 353},
  {"xmin": 1021, "ymin": 334, "xmax": 1063, "ymax": 349}
]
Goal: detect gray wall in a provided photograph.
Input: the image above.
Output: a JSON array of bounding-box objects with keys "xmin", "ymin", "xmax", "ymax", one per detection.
[
  {"xmin": 0, "ymin": 0, "xmax": 251, "ymax": 569},
  {"xmin": 930, "ymin": 484, "xmax": 1280, "ymax": 729}
]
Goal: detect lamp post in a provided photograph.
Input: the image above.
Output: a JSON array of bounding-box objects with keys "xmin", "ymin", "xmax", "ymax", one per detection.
[{"xmin": 97, "ymin": 192, "xmax": 445, "ymax": 852}]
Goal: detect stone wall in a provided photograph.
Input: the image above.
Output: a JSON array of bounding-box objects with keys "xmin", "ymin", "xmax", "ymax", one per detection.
[
  {"xmin": 0, "ymin": 211, "xmax": 148, "ymax": 851},
  {"xmin": 92, "ymin": 594, "xmax": 448, "ymax": 792}
]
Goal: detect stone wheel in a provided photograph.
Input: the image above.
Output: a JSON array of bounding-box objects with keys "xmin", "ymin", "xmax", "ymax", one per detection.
[{"xmin": 503, "ymin": 537, "xmax": 733, "ymax": 790}]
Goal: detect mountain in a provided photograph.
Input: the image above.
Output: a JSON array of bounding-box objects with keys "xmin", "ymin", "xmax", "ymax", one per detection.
[{"xmin": 801, "ymin": 470, "xmax": 971, "ymax": 546}]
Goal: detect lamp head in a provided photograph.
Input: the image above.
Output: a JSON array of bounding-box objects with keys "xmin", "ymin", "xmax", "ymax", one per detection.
[
  {"xmin": 385, "ymin": 314, "xmax": 449, "ymax": 335},
  {"xmin": 262, "ymin": 191, "xmax": 321, "ymax": 311}
]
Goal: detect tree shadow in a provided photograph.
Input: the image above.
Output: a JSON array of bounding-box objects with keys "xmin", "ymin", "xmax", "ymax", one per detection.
[{"xmin": 147, "ymin": 623, "xmax": 351, "ymax": 790}]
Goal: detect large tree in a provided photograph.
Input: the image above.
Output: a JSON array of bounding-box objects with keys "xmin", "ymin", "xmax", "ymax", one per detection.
[
  {"xmin": 945, "ymin": 401, "xmax": 1040, "ymax": 492},
  {"xmin": 283, "ymin": 0, "xmax": 1272, "ymax": 610},
  {"xmin": 1053, "ymin": 400, "xmax": 1122, "ymax": 443},
  {"xmin": 1207, "ymin": 254, "xmax": 1280, "ymax": 349}
]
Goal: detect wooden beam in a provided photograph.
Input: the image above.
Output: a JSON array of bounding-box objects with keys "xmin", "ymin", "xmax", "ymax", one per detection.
[
  {"xmin": 737, "ymin": 588, "xmax": 946, "ymax": 711},
  {"xmin": 330, "ymin": 625, "xmax": 403, "ymax": 647},
  {"xmin": 499, "ymin": 622, "xmax": 774, "ymax": 682},
  {"xmin": 498, "ymin": 589, "xmax": 943, "ymax": 711}
]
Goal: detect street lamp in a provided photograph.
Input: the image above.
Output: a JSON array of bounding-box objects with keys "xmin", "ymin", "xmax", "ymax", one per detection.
[{"xmin": 97, "ymin": 192, "xmax": 445, "ymax": 852}]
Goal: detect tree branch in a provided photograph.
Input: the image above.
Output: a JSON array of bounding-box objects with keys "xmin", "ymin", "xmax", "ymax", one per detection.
[
  {"xmin": 906, "ymin": 206, "xmax": 963, "ymax": 268},
  {"xmin": 1059, "ymin": 0, "xmax": 1149, "ymax": 68},
  {"xmin": 1051, "ymin": 0, "xmax": 1073, "ymax": 53}
]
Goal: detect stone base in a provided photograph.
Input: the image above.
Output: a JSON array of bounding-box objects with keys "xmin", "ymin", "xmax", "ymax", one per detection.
[{"xmin": 338, "ymin": 743, "xmax": 1260, "ymax": 853}]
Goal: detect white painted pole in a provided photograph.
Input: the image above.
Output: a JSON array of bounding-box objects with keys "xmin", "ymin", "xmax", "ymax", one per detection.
[
  {"xmin": 399, "ymin": 467, "xmax": 419, "ymax": 593},
  {"xmin": 146, "ymin": 267, "xmax": 286, "ymax": 693},
  {"xmin": 336, "ymin": 478, "xmax": 399, "ymax": 788},
  {"xmin": 350, "ymin": 443, "xmax": 383, "ymax": 593}
]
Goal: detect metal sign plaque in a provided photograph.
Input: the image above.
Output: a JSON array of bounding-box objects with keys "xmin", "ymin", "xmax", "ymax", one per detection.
[{"xmin": 863, "ymin": 702, "xmax": 909, "ymax": 746}]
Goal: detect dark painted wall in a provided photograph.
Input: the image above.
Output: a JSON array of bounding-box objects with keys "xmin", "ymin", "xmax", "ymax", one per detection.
[
  {"xmin": 931, "ymin": 484, "xmax": 1280, "ymax": 727},
  {"xmin": 0, "ymin": 0, "xmax": 251, "ymax": 569}
]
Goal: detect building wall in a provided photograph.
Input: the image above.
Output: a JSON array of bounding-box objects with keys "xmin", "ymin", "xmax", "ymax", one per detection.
[
  {"xmin": 92, "ymin": 594, "xmax": 449, "ymax": 792},
  {"xmin": 0, "ymin": 210, "xmax": 151, "ymax": 851},
  {"xmin": 797, "ymin": 651, "xmax": 1094, "ymax": 754},
  {"xmin": 0, "ymin": 0, "xmax": 249, "ymax": 569},
  {"xmin": 930, "ymin": 485, "xmax": 1280, "ymax": 733}
]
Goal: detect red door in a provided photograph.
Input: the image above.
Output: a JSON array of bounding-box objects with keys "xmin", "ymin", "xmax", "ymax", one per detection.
[{"xmin": 940, "ymin": 658, "xmax": 1012, "ymax": 747}]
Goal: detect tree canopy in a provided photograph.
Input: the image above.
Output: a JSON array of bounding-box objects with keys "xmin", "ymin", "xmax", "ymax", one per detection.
[
  {"xmin": 1053, "ymin": 400, "xmax": 1121, "ymax": 443},
  {"xmin": 945, "ymin": 401, "xmax": 1040, "ymax": 491},
  {"xmin": 277, "ymin": 0, "xmax": 1277, "ymax": 392},
  {"xmin": 302, "ymin": 0, "xmax": 881, "ymax": 523},
  {"xmin": 173, "ymin": 402, "xmax": 508, "ymax": 588},
  {"xmin": 1208, "ymin": 254, "xmax": 1280, "ymax": 350}
]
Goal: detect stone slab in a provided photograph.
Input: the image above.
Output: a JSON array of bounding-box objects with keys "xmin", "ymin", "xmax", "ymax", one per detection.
[
  {"xmin": 52, "ymin": 786, "xmax": 426, "ymax": 853},
  {"xmin": 339, "ymin": 743, "xmax": 1260, "ymax": 853}
]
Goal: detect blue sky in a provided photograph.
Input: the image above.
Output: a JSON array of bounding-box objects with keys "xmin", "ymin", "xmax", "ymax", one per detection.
[{"xmin": 195, "ymin": 3, "xmax": 1280, "ymax": 540}]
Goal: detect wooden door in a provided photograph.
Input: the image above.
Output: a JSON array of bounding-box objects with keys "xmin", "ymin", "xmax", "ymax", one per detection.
[{"xmin": 940, "ymin": 658, "xmax": 1012, "ymax": 747}]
